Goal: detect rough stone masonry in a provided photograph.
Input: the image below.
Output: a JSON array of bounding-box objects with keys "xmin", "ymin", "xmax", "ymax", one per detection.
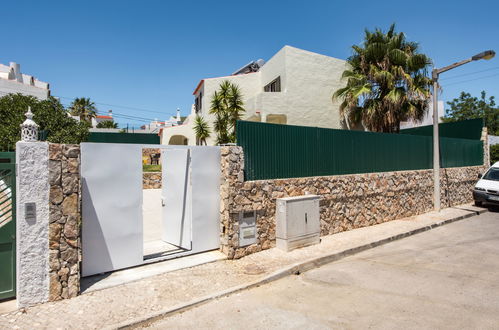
[
  {"xmin": 47, "ymin": 144, "xmax": 81, "ymax": 301},
  {"xmin": 219, "ymin": 146, "xmax": 486, "ymax": 259}
]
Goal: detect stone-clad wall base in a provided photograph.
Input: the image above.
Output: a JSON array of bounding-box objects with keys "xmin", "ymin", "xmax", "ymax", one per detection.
[
  {"xmin": 143, "ymin": 172, "xmax": 162, "ymax": 189},
  {"xmin": 220, "ymin": 146, "xmax": 485, "ymax": 259},
  {"xmin": 48, "ymin": 144, "xmax": 81, "ymax": 301}
]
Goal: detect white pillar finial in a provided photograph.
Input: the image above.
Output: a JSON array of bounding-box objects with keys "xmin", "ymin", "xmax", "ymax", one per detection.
[{"xmin": 20, "ymin": 106, "xmax": 39, "ymax": 142}]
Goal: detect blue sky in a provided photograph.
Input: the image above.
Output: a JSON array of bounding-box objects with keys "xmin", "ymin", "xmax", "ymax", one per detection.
[{"xmin": 2, "ymin": 0, "xmax": 498, "ymax": 128}]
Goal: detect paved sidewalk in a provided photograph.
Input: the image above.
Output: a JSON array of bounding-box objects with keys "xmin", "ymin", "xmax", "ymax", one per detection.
[{"xmin": 0, "ymin": 204, "xmax": 486, "ymax": 329}]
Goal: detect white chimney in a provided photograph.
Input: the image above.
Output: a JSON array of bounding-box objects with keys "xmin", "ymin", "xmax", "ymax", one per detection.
[
  {"xmin": 9, "ymin": 62, "xmax": 22, "ymax": 82},
  {"xmin": 108, "ymin": 110, "xmax": 113, "ymax": 118},
  {"xmin": 176, "ymin": 108, "xmax": 181, "ymax": 122}
]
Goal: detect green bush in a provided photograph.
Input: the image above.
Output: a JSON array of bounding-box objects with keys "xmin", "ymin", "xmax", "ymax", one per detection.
[
  {"xmin": 0, "ymin": 94, "xmax": 89, "ymax": 150},
  {"xmin": 491, "ymin": 144, "xmax": 499, "ymax": 165},
  {"xmin": 143, "ymin": 164, "xmax": 161, "ymax": 172}
]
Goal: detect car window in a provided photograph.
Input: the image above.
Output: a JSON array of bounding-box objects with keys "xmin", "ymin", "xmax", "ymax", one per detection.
[{"xmin": 483, "ymin": 168, "xmax": 499, "ymax": 181}]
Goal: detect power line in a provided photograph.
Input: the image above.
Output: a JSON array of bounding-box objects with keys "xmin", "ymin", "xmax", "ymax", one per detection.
[
  {"xmin": 440, "ymin": 66, "xmax": 499, "ymax": 81},
  {"xmin": 0, "ymin": 84, "xmax": 179, "ymax": 117},
  {"xmin": 441, "ymin": 72, "xmax": 499, "ymax": 87},
  {"xmin": 56, "ymin": 95, "xmax": 177, "ymax": 116}
]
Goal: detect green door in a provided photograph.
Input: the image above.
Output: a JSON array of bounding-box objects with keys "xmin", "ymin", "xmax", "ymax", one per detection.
[{"xmin": 0, "ymin": 152, "xmax": 15, "ymax": 301}]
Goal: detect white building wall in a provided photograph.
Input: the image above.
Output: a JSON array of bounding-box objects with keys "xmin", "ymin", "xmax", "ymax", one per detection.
[
  {"xmin": 165, "ymin": 46, "xmax": 348, "ymax": 146},
  {"xmin": 400, "ymin": 101, "xmax": 445, "ymax": 129},
  {"xmin": 0, "ymin": 62, "xmax": 50, "ymax": 100},
  {"xmin": 0, "ymin": 79, "xmax": 49, "ymax": 100}
]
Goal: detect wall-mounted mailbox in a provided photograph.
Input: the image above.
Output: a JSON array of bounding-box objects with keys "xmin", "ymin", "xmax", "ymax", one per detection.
[
  {"xmin": 238, "ymin": 210, "xmax": 257, "ymax": 247},
  {"xmin": 276, "ymin": 195, "xmax": 320, "ymax": 252},
  {"xmin": 25, "ymin": 202, "xmax": 36, "ymax": 222}
]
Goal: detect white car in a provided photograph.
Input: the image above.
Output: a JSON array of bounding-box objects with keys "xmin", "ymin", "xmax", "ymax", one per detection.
[{"xmin": 473, "ymin": 161, "xmax": 499, "ymax": 206}]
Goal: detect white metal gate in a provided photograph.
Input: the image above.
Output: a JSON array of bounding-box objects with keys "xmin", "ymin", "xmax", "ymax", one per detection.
[{"xmin": 81, "ymin": 143, "xmax": 220, "ymax": 277}]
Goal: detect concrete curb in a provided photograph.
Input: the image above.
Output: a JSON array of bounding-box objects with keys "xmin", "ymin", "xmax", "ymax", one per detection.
[{"xmin": 112, "ymin": 208, "xmax": 486, "ymax": 329}]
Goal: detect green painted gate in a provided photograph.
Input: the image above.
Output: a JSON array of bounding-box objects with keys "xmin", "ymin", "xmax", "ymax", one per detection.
[{"xmin": 0, "ymin": 152, "xmax": 15, "ymax": 300}]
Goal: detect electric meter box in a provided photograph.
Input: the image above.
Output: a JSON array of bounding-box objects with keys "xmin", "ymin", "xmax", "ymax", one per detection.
[{"xmin": 276, "ymin": 195, "xmax": 320, "ymax": 252}]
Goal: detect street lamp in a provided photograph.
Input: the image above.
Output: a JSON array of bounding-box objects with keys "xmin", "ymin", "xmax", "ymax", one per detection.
[{"xmin": 431, "ymin": 50, "xmax": 495, "ymax": 211}]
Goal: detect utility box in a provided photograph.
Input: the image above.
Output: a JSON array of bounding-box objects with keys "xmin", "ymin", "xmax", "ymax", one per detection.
[
  {"xmin": 238, "ymin": 210, "xmax": 257, "ymax": 247},
  {"xmin": 276, "ymin": 195, "xmax": 320, "ymax": 252}
]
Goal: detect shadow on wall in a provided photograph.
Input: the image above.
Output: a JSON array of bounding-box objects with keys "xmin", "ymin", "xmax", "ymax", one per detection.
[{"xmin": 81, "ymin": 178, "xmax": 114, "ymax": 277}]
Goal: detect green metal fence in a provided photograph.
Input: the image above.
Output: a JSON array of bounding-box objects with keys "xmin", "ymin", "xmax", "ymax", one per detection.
[
  {"xmin": 87, "ymin": 132, "xmax": 160, "ymax": 144},
  {"xmin": 400, "ymin": 118, "xmax": 484, "ymax": 140},
  {"xmin": 236, "ymin": 121, "xmax": 484, "ymax": 181}
]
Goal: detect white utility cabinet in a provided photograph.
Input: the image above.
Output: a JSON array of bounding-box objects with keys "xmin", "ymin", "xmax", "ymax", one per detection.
[{"xmin": 276, "ymin": 195, "xmax": 320, "ymax": 252}]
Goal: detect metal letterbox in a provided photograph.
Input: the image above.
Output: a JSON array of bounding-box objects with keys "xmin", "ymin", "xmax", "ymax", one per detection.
[{"xmin": 238, "ymin": 210, "xmax": 257, "ymax": 247}]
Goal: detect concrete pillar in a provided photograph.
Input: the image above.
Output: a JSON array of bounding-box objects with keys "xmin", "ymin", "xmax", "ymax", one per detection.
[{"xmin": 16, "ymin": 141, "xmax": 50, "ymax": 307}]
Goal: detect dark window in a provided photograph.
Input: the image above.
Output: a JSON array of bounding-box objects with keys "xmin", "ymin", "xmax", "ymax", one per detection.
[
  {"xmin": 264, "ymin": 77, "xmax": 281, "ymax": 92},
  {"xmin": 195, "ymin": 92, "xmax": 203, "ymax": 112}
]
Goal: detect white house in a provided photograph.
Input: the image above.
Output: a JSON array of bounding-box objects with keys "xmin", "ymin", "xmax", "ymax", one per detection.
[
  {"xmin": 162, "ymin": 45, "xmax": 348, "ymax": 146},
  {"xmin": 0, "ymin": 62, "xmax": 50, "ymax": 100}
]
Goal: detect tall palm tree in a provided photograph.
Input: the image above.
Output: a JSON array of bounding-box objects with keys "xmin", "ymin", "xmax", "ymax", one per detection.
[
  {"xmin": 68, "ymin": 97, "xmax": 97, "ymax": 123},
  {"xmin": 209, "ymin": 80, "xmax": 245, "ymax": 144},
  {"xmin": 193, "ymin": 115, "xmax": 211, "ymax": 145},
  {"xmin": 333, "ymin": 24, "xmax": 433, "ymax": 133}
]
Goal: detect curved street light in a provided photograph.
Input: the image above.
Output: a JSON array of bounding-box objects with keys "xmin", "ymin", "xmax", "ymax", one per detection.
[{"xmin": 432, "ymin": 50, "xmax": 495, "ymax": 211}]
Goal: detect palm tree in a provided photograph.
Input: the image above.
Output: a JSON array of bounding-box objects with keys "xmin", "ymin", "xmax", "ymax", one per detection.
[
  {"xmin": 333, "ymin": 24, "xmax": 433, "ymax": 133},
  {"xmin": 193, "ymin": 115, "xmax": 211, "ymax": 145},
  {"xmin": 96, "ymin": 120, "xmax": 118, "ymax": 129},
  {"xmin": 209, "ymin": 81, "xmax": 245, "ymax": 144},
  {"xmin": 68, "ymin": 97, "xmax": 97, "ymax": 123}
]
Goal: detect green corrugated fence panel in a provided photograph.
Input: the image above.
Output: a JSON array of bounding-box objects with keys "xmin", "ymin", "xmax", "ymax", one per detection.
[
  {"xmin": 236, "ymin": 121, "xmax": 483, "ymax": 181},
  {"xmin": 400, "ymin": 118, "xmax": 484, "ymax": 140},
  {"xmin": 87, "ymin": 132, "xmax": 160, "ymax": 144}
]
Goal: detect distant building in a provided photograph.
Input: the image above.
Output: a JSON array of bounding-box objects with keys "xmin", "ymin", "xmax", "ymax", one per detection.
[
  {"xmin": 0, "ymin": 62, "xmax": 50, "ymax": 99},
  {"xmin": 400, "ymin": 101, "xmax": 445, "ymax": 130},
  {"xmin": 162, "ymin": 45, "xmax": 349, "ymax": 146}
]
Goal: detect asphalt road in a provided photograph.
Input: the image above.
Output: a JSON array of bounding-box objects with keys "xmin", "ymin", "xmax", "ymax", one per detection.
[{"xmin": 144, "ymin": 211, "xmax": 499, "ymax": 329}]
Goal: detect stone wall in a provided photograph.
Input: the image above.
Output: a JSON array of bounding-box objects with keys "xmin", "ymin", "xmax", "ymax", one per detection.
[
  {"xmin": 48, "ymin": 144, "xmax": 81, "ymax": 301},
  {"xmin": 143, "ymin": 172, "xmax": 162, "ymax": 189},
  {"xmin": 220, "ymin": 146, "xmax": 486, "ymax": 259}
]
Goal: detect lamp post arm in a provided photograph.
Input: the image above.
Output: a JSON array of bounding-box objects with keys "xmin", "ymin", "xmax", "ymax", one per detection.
[{"xmin": 434, "ymin": 58, "xmax": 473, "ymax": 77}]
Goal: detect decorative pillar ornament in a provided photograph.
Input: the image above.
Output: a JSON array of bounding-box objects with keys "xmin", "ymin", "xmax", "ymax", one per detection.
[{"xmin": 20, "ymin": 106, "xmax": 39, "ymax": 142}]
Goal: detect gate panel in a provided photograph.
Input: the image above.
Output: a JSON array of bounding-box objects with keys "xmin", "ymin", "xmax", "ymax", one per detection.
[
  {"xmin": 190, "ymin": 148, "xmax": 220, "ymax": 252},
  {"xmin": 161, "ymin": 149, "xmax": 191, "ymax": 249},
  {"xmin": 0, "ymin": 152, "xmax": 15, "ymax": 300},
  {"xmin": 81, "ymin": 144, "xmax": 143, "ymax": 277}
]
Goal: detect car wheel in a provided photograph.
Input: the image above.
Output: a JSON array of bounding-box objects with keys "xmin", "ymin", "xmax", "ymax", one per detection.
[{"xmin": 474, "ymin": 201, "xmax": 483, "ymax": 207}]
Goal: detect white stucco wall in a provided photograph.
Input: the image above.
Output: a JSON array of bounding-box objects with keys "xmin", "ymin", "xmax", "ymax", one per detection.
[
  {"xmin": 277, "ymin": 46, "xmax": 347, "ymax": 129},
  {"xmin": 0, "ymin": 79, "xmax": 49, "ymax": 100},
  {"xmin": 16, "ymin": 142, "xmax": 50, "ymax": 307}
]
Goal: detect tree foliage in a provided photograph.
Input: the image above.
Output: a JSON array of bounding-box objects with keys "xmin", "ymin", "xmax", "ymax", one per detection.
[
  {"xmin": 0, "ymin": 94, "xmax": 90, "ymax": 151},
  {"xmin": 96, "ymin": 120, "xmax": 118, "ymax": 128},
  {"xmin": 209, "ymin": 80, "xmax": 245, "ymax": 144},
  {"xmin": 442, "ymin": 91, "xmax": 499, "ymax": 135},
  {"xmin": 334, "ymin": 24, "xmax": 433, "ymax": 132},
  {"xmin": 193, "ymin": 115, "xmax": 211, "ymax": 145},
  {"xmin": 68, "ymin": 97, "xmax": 97, "ymax": 123}
]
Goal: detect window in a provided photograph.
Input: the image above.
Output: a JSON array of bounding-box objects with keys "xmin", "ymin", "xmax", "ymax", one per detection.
[
  {"xmin": 195, "ymin": 92, "xmax": 203, "ymax": 113},
  {"xmin": 483, "ymin": 168, "xmax": 499, "ymax": 181},
  {"xmin": 264, "ymin": 77, "xmax": 281, "ymax": 92}
]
